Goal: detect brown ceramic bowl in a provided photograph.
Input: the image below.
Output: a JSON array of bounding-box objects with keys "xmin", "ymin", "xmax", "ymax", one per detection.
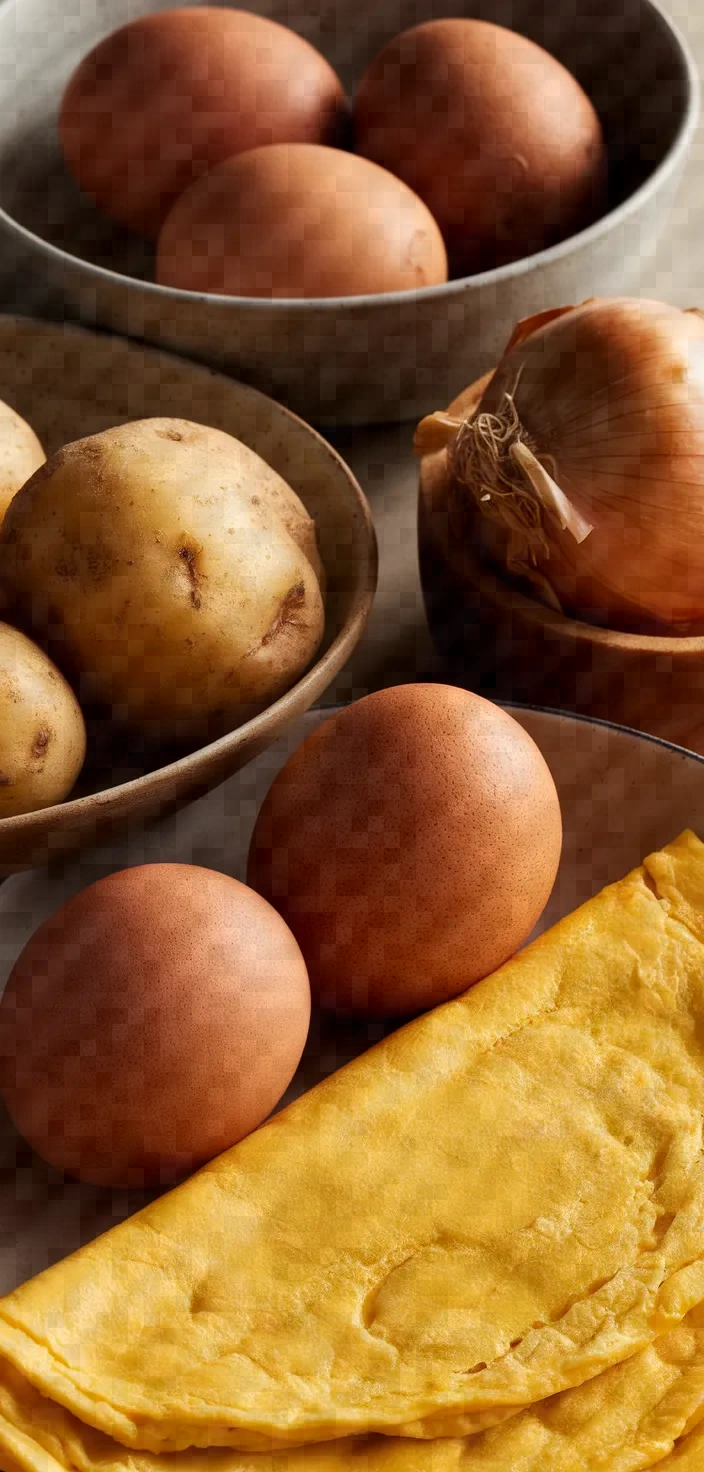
[
  {"xmin": 418, "ymin": 373, "xmax": 704, "ymax": 757},
  {"xmin": 0, "ymin": 316, "xmax": 377, "ymax": 873}
]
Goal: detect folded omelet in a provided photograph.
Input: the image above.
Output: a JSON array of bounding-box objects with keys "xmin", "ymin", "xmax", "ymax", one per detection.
[
  {"xmin": 2, "ymin": 1303, "xmax": 704, "ymax": 1472},
  {"xmin": 2, "ymin": 832, "xmax": 704, "ymax": 1460}
]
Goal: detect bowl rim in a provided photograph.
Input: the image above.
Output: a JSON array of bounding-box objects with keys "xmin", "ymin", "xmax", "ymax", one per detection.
[
  {"xmin": 0, "ymin": 324, "xmax": 379, "ymax": 840},
  {"xmin": 423, "ymin": 514, "xmax": 704, "ymax": 652},
  {"xmin": 0, "ymin": 0, "xmax": 698, "ymax": 311},
  {"xmin": 501, "ymin": 698, "xmax": 704, "ymax": 764}
]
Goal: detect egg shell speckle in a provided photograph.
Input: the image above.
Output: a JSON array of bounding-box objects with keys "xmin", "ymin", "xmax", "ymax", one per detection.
[
  {"xmin": 0, "ymin": 863, "xmax": 311, "ymax": 1186},
  {"xmin": 59, "ymin": 7, "xmax": 349, "ymax": 238},
  {"xmin": 354, "ymin": 18, "xmax": 607, "ymax": 275},
  {"xmin": 156, "ymin": 143, "xmax": 448, "ymax": 298},
  {"xmin": 247, "ymin": 684, "xmax": 562, "ymax": 1015}
]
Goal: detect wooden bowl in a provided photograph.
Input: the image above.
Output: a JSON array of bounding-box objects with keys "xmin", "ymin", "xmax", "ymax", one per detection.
[
  {"xmin": 0, "ymin": 316, "xmax": 377, "ymax": 874},
  {"xmin": 418, "ymin": 375, "xmax": 704, "ymax": 758}
]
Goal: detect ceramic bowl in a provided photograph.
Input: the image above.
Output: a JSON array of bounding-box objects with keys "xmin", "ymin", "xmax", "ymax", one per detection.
[
  {"xmin": 0, "ymin": 0, "xmax": 697, "ymax": 426},
  {"xmin": 0, "ymin": 701, "xmax": 701, "ymax": 1280},
  {"xmin": 0, "ymin": 316, "xmax": 377, "ymax": 874}
]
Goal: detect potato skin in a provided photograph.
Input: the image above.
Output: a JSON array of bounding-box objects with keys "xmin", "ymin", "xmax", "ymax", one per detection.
[
  {"xmin": 237, "ymin": 440, "xmax": 324, "ymax": 587},
  {"xmin": 59, "ymin": 7, "xmax": 349, "ymax": 238},
  {"xmin": 0, "ymin": 400, "xmax": 45, "ymax": 527},
  {"xmin": 0, "ymin": 621, "xmax": 85, "ymax": 817},
  {"xmin": 0, "ymin": 418, "xmax": 325, "ymax": 744}
]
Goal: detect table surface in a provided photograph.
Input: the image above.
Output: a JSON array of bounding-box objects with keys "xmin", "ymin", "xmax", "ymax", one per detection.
[
  {"xmin": 322, "ymin": 0, "xmax": 704, "ymax": 752},
  {"xmin": 0, "ymin": 0, "xmax": 700, "ymax": 1301}
]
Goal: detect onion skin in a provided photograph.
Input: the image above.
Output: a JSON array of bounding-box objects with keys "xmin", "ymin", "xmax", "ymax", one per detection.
[{"xmin": 445, "ymin": 298, "xmax": 704, "ymax": 635}]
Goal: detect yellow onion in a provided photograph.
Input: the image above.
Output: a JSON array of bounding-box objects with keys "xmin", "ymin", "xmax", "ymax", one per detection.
[{"xmin": 415, "ymin": 298, "xmax": 704, "ymax": 634}]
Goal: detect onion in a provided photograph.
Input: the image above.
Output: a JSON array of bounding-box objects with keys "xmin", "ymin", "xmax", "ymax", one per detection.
[{"xmin": 415, "ymin": 298, "xmax": 704, "ymax": 634}]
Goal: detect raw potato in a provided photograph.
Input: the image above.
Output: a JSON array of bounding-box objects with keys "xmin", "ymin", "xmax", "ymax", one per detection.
[
  {"xmin": 244, "ymin": 448, "xmax": 324, "ymax": 587},
  {"xmin": 0, "ymin": 399, "xmax": 45, "ymax": 527},
  {"xmin": 0, "ymin": 622, "xmax": 85, "ymax": 818},
  {"xmin": 0, "ymin": 419, "xmax": 325, "ymax": 744}
]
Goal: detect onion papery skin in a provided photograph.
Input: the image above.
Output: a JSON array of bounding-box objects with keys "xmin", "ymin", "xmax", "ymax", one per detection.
[{"xmin": 454, "ymin": 297, "xmax": 704, "ymax": 636}]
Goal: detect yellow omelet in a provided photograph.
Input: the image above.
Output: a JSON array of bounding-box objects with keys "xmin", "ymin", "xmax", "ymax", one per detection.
[
  {"xmin": 2, "ymin": 1304, "xmax": 704, "ymax": 1470},
  {"xmin": 2, "ymin": 832, "xmax": 704, "ymax": 1457}
]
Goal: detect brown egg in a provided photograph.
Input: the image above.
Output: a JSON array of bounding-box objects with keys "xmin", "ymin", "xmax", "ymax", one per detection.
[
  {"xmin": 0, "ymin": 865, "xmax": 310, "ymax": 1186},
  {"xmin": 156, "ymin": 143, "xmax": 448, "ymax": 298},
  {"xmin": 354, "ymin": 19, "xmax": 607, "ymax": 275},
  {"xmin": 59, "ymin": 8, "xmax": 349, "ymax": 238},
  {"xmin": 247, "ymin": 685, "xmax": 562, "ymax": 1016}
]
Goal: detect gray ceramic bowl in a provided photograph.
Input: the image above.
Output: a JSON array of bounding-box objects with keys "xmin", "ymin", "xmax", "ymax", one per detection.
[{"xmin": 0, "ymin": 0, "xmax": 697, "ymax": 426}]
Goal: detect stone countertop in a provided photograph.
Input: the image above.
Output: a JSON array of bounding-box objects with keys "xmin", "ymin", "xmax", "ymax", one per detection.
[{"xmin": 323, "ymin": 0, "xmax": 704, "ymax": 744}]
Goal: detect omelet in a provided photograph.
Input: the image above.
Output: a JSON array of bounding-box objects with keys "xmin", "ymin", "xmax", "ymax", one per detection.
[
  {"xmin": 2, "ymin": 832, "xmax": 704, "ymax": 1458},
  {"xmin": 2, "ymin": 1307, "xmax": 704, "ymax": 1471},
  {"xmin": 663, "ymin": 1424, "xmax": 704, "ymax": 1469}
]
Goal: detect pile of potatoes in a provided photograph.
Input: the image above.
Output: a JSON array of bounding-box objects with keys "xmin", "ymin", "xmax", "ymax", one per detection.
[{"xmin": 0, "ymin": 408, "xmax": 325, "ymax": 819}]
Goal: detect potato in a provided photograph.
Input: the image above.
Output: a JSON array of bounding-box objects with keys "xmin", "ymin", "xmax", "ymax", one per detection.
[
  {"xmin": 243, "ymin": 446, "xmax": 324, "ymax": 588},
  {"xmin": 0, "ymin": 419, "xmax": 325, "ymax": 744},
  {"xmin": 0, "ymin": 622, "xmax": 85, "ymax": 817},
  {"xmin": 0, "ymin": 399, "xmax": 45, "ymax": 527}
]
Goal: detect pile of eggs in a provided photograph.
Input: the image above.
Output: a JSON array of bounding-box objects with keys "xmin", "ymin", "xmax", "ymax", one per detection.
[
  {"xmin": 60, "ymin": 6, "xmax": 608, "ymax": 299},
  {"xmin": 0, "ymin": 685, "xmax": 562, "ymax": 1186}
]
